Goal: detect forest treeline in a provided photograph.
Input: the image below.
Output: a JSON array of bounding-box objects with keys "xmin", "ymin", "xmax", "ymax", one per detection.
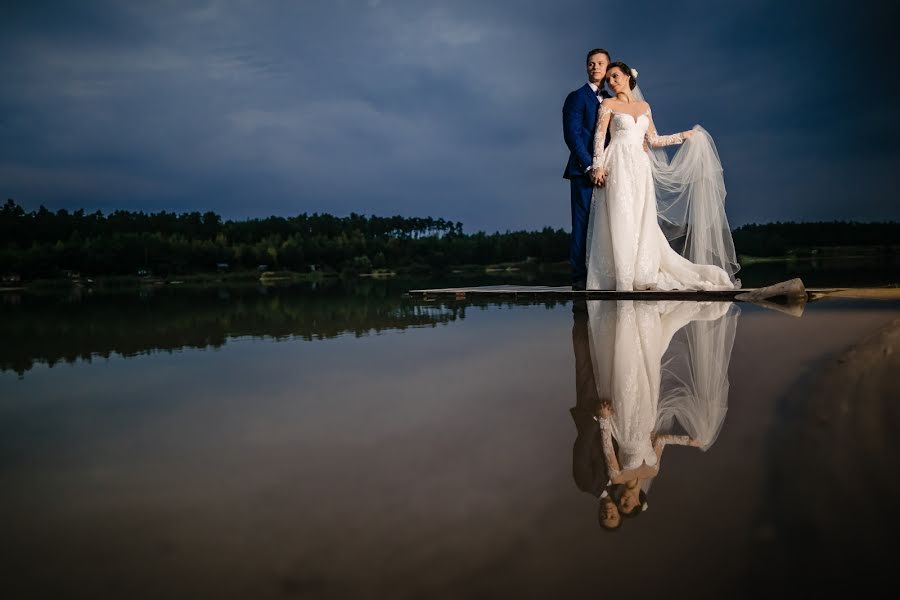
[
  {"xmin": 1, "ymin": 199, "xmax": 896, "ymax": 278},
  {"xmin": 731, "ymin": 221, "xmax": 898, "ymax": 257}
]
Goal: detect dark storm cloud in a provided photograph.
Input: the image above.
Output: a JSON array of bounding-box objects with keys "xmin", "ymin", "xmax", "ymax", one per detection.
[{"xmin": 1, "ymin": 0, "xmax": 897, "ymax": 231}]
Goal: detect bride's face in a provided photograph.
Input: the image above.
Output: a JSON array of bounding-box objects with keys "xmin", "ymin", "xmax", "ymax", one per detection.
[
  {"xmin": 617, "ymin": 484, "xmax": 642, "ymax": 514},
  {"xmin": 606, "ymin": 67, "xmax": 630, "ymax": 94}
]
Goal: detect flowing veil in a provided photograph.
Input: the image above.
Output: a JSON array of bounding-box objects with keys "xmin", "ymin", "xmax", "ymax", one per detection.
[{"xmin": 632, "ymin": 84, "xmax": 741, "ymax": 286}]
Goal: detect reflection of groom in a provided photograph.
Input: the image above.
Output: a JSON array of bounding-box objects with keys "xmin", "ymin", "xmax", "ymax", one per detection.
[
  {"xmin": 562, "ymin": 48, "xmax": 611, "ymax": 290},
  {"xmin": 570, "ymin": 300, "xmax": 619, "ymax": 529}
]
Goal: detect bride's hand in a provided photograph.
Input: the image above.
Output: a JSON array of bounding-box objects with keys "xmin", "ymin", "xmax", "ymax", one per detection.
[
  {"xmin": 682, "ymin": 130, "xmax": 695, "ymax": 140},
  {"xmin": 599, "ymin": 400, "xmax": 612, "ymax": 417},
  {"xmin": 590, "ymin": 167, "xmax": 607, "ymax": 187}
]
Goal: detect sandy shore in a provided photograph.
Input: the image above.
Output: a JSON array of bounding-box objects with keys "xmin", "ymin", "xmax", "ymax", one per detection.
[{"xmin": 751, "ymin": 316, "xmax": 900, "ymax": 587}]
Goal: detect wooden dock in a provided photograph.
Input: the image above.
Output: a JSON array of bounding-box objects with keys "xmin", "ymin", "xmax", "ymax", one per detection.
[
  {"xmin": 408, "ymin": 278, "xmax": 810, "ymax": 303},
  {"xmin": 409, "ymin": 285, "xmax": 744, "ymax": 301}
]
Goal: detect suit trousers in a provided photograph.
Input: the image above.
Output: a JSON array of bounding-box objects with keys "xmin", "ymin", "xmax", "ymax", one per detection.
[{"xmin": 569, "ymin": 175, "xmax": 593, "ymax": 284}]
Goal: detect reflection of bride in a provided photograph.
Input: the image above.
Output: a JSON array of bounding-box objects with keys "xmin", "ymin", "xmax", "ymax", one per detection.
[{"xmin": 588, "ymin": 300, "xmax": 739, "ymax": 515}]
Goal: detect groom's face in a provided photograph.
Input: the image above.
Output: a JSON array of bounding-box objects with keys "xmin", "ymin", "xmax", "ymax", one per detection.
[{"xmin": 586, "ymin": 52, "xmax": 609, "ymax": 85}]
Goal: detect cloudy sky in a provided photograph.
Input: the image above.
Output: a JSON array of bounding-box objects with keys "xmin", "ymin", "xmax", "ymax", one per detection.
[{"xmin": 2, "ymin": 0, "xmax": 897, "ymax": 232}]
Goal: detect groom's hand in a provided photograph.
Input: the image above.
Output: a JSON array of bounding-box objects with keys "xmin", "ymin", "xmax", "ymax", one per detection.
[{"xmin": 590, "ymin": 167, "xmax": 607, "ymax": 187}]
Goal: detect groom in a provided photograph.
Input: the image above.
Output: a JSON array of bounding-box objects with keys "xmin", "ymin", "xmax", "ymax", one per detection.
[{"xmin": 562, "ymin": 48, "xmax": 611, "ymax": 290}]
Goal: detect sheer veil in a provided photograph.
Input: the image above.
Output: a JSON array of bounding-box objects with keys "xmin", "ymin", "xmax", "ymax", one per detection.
[{"xmin": 632, "ymin": 84, "xmax": 741, "ymax": 286}]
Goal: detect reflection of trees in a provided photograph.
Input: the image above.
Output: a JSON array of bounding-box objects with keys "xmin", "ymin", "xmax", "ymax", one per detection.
[{"xmin": 0, "ymin": 281, "xmax": 464, "ymax": 376}]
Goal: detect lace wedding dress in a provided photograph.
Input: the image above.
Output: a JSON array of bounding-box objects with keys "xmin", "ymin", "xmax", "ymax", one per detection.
[{"xmin": 586, "ymin": 103, "xmax": 738, "ymax": 291}]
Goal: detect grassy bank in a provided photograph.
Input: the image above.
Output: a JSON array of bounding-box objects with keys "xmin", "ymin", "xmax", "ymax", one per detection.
[{"xmin": 738, "ymin": 244, "xmax": 898, "ymax": 265}]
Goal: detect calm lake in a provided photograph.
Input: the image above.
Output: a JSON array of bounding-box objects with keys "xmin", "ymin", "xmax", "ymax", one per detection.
[{"xmin": 2, "ymin": 268, "xmax": 898, "ymax": 598}]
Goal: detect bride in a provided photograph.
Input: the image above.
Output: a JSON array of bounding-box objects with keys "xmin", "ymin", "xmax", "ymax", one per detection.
[{"xmin": 586, "ymin": 61, "xmax": 740, "ymax": 291}]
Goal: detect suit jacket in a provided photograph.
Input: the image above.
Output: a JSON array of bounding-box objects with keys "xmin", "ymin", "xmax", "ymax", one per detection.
[{"xmin": 562, "ymin": 83, "xmax": 610, "ymax": 180}]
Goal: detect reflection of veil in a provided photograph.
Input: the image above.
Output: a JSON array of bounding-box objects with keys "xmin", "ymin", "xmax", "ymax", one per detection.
[
  {"xmin": 632, "ymin": 83, "xmax": 740, "ymax": 286},
  {"xmin": 656, "ymin": 302, "xmax": 740, "ymax": 451}
]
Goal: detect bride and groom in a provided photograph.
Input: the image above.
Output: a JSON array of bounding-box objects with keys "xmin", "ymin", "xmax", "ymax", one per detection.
[{"xmin": 563, "ymin": 48, "xmax": 740, "ymax": 291}]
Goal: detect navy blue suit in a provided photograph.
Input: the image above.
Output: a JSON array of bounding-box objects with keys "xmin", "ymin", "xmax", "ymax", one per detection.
[{"xmin": 563, "ymin": 83, "xmax": 608, "ymax": 285}]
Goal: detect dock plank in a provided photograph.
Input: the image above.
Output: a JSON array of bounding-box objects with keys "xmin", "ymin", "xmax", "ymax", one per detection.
[
  {"xmin": 407, "ymin": 282, "xmax": 900, "ymax": 303},
  {"xmin": 408, "ymin": 285, "xmax": 773, "ymax": 302}
]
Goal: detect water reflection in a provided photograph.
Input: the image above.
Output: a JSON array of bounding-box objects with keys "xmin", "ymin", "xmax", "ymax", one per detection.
[
  {"xmin": 0, "ymin": 283, "xmax": 465, "ymax": 376},
  {"xmin": 3, "ymin": 283, "xmax": 899, "ymax": 596},
  {"xmin": 1, "ymin": 279, "xmax": 574, "ymax": 376},
  {"xmin": 571, "ymin": 300, "xmax": 739, "ymax": 530}
]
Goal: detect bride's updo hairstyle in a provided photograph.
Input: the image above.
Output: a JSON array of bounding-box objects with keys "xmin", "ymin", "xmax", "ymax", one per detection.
[{"xmin": 607, "ymin": 61, "xmax": 637, "ymax": 90}]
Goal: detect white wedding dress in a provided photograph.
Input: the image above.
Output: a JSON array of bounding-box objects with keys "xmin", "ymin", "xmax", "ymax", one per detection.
[{"xmin": 586, "ymin": 103, "xmax": 737, "ymax": 291}]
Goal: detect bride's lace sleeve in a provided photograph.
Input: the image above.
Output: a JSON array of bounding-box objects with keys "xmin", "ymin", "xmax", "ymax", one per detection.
[
  {"xmin": 592, "ymin": 104, "xmax": 613, "ymax": 170},
  {"xmin": 597, "ymin": 415, "xmax": 622, "ymax": 478},
  {"xmin": 653, "ymin": 434, "xmax": 698, "ymax": 451},
  {"xmin": 645, "ymin": 108, "xmax": 685, "ymax": 148}
]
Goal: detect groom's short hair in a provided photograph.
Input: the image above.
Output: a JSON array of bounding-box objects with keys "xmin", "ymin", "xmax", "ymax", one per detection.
[{"xmin": 586, "ymin": 48, "xmax": 610, "ymax": 64}]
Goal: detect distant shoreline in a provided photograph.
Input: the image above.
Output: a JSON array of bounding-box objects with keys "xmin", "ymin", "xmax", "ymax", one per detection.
[
  {"xmin": 3, "ymin": 260, "xmax": 572, "ymax": 291},
  {"xmin": 3, "ymin": 248, "xmax": 898, "ymax": 292},
  {"xmin": 3, "ymin": 200, "xmax": 897, "ymax": 282}
]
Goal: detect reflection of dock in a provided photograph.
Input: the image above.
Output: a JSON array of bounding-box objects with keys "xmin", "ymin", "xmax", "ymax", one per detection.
[
  {"xmin": 409, "ymin": 278, "xmax": 810, "ymax": 303},
  {"xmin": 408, "ymin": 279, "xmax": 900, "ymax": 317}
]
